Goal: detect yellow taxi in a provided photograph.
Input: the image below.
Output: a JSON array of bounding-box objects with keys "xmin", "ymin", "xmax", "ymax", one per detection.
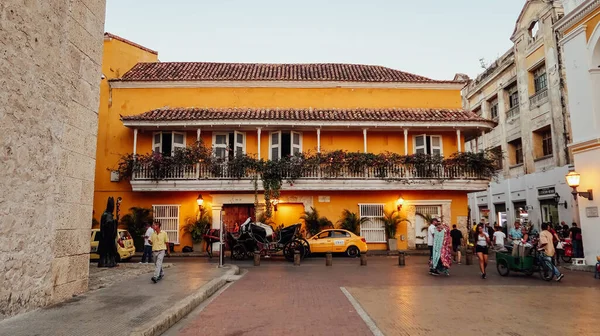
[
  {"xmin": 90, "ymin": 229, "xmax": 136, "ymax": 261},
  {"xmin": 307, "ymin": 229, "xmax": 368, "ymax": 257}
]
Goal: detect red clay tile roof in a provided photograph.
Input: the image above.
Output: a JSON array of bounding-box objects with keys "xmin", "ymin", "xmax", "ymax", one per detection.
[
  {"xmin": 104, "ymin": 33, "xmax": 158, "ymax": 55},
  {"xmin": 118, "ymin": 62, "xmax": 462, "ymax": 83},
  {"xmin": 121, "ymin": 107, "xmax": 493, "ymax": 124}
]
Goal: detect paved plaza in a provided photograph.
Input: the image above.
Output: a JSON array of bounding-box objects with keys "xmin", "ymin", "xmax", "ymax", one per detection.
[{"xmin": 171, "ymin": 256, "xmax": 600, "ymax": 336}]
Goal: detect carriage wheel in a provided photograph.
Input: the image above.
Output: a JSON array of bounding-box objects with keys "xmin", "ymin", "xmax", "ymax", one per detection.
[
  {"xmin": 284, "ymin": 240, "xmax": 305, "ymax": 262},
  {"xmin": 496, "ymin": 259, "xmax": 510, "ymax": 276},
  {"xmin": 231, "ymin": 244, "xmax": 247, "ymax": 260},
  {"xmin": 299, "ymin": 238, "xmax": 311, "ymax": 258}
]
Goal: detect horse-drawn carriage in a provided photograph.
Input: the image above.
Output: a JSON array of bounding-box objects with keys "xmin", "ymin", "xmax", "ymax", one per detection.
[{"xmin": 203, "ymin": 218, "xmax": 310, "ymax": 262}]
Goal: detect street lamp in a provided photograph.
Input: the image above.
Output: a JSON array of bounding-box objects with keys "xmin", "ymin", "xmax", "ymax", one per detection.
[
  {"xmin": 553, "ymin": 193, "xmax": 568, "ymax": 209},
  {"xmin": 396, "ymin": 196, "xmax": 404, "ymax": 211},
  {"xmin": 565, "ymin": 171, "xmax": 593, "ymax": 200}
]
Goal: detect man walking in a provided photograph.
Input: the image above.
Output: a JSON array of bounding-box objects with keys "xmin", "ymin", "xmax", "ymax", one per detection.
[
  {"xmin": 450, "ymin": 225, "xmax": 463, "ymax": 264},
  {"xmin": 140, "ymin": 222, "xmax": 154, "ymax": 264},
  {"xmin": 539, "ymin": 223, "xmax": 564, "ymax": 282},
  {"xmin": 150, "ymin": 221, "xmax": 170, "ymax": 283},
  {"xmin": 428, "ymin": 218, "xmax": 440, "ymax": 275},
  {"xmin": 493, "ymin": 226, "xmax": 506, "ymax": 251}
]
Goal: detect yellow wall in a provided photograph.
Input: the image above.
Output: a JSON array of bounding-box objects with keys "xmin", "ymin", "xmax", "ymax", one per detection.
[
  {"xmin": 525, "ymin": 45, "xmax": 545, "ymax": 70},
  {"xmin": 563, "ymin": 6, "xmax": 600, "ymax": 40},
  {"xmin": 93, "ymin": 36, "xmax": 474, "ymax": 252}
]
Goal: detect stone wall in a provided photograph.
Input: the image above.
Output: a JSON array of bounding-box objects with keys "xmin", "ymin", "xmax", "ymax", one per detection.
[{"xmin": 0, "ymin": 0, "xmax": 105, "ymax": 319}]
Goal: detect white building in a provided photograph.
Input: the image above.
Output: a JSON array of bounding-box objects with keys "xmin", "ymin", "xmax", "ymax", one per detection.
[
  {"xmin": 463, "ymin": 1, "xmax": 578, "ymax": 232},
  {"xmin": 556, "ymin": 0, "xmax": 600, "ymax": 265}
]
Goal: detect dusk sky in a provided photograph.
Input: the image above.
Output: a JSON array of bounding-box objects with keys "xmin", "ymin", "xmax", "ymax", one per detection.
[{"xmin": 104, "ymin": 0, "xmax": 525, "ymax": 80}]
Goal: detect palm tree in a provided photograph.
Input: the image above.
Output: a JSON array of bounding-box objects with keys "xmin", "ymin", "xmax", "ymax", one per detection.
[
  {"xmin": 119, "ymin": 207, "xmax": 153, "ymax": 251},
  {"xmin": 337, "ymin": 209, "xmax": 368, "ymax": 235},
  {"xmin": 300, "ymin": 207, "xmax": 333, "ymax": 237},
  {"xmin": 382, "ymin": 209, "xmax": 410, "ymax": 242}
]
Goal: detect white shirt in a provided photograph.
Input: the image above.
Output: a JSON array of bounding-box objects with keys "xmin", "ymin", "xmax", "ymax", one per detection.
[
  {"xmin": 427, "ymin": 224, "xmax": 436, "ymax": 246},
  {"xmin": 144, "ymin": 227, "xmax": 154, "ymax": 246},
  {"xmin": 493, "ymin": 231, "xmax": 506, "ymax": 246},
  {"xmin": 476, "ymin": 232, "xmax": 489, "ymax": 246}
]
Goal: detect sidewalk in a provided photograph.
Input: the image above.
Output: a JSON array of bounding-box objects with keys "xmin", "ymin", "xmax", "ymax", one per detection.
[{"xmin": 0, "ymin": 262, "xmax": 239, "ymax": 336}]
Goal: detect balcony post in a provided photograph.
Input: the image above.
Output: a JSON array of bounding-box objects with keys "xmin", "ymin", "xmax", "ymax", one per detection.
[
  {"xmin": 404, "ymin": 129, "xmax": 408, "ymax": 155},
  {"xmin": 133, "ymin": 128, "xmax": 138, "ymax": 159},
  {"xmin": 481, "ymin": 130, "xmax": 487, "ymax": 150},
  {"xmin": 317, "ymin": 128, "xmax": 321, "ymax": 153},
  {"xmin": 456, "ymin": 129, "xmax": 462, "ymax": 152},
  {"xmin": 257, "ymin": 127, "xmax": 262, "ymax": 159},
  {"xmin": 363, "ymin": 128, "xmax": 367, "ymax": 153},
  {"xmin": 196, "ymin": 129, "xmax": 201, "ymax": 179}
]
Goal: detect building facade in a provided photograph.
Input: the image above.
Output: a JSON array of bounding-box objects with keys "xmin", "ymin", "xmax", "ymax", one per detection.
[
  {"xmin": 95, "ymin": 34, "xmax": 496, "ymax": 253},
  {"xmin": 556, "ymin": 0, "xmax": 600, "ymax": 265},
  {"xmin": 1, "ymin": 0, "xmax": 105, "ymax": 319},
  {"xmin": 463, "ymin": 0, "xmax": 577, "ymax": 232}
]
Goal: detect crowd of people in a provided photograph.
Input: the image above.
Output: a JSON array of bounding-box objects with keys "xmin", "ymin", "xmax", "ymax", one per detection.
[{"xmin": 426, "ymin": 217, "xmax": 584, "ymax": 281}]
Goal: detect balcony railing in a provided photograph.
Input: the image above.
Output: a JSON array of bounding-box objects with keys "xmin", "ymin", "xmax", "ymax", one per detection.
[
  {"xmin": 132, "ymin": 162, "xmax": 490, "ymax": 181},
  {"xmin": 529, "ymin": 88, "xmax": 548, "ymax": 107},
  {"xmin": 506, "ymin": 106, "xmax": 520, "ymax": 119}
]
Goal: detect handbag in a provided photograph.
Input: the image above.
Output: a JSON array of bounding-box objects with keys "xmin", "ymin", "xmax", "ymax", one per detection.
[{"xmin": 556, "ymin": 242, "xmax": 564, "ymax": 250}]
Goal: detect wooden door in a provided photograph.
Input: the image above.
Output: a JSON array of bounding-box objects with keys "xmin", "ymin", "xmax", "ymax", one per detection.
[{"xmin": 222, "ymin": 205, "xmax": 255, "ymax": 231}]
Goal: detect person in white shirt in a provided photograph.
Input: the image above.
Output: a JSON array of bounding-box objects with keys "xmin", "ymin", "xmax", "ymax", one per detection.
[
  {"xmin": 427, "ymin": 218, "xmax": 440, "ymax": 275},
  {"xmin": 141, "ymin": 222, "xmax": 154, "ymax": 263},
  {"xmin": 493, "ymin": 226, "xmax": 506, "ymax": 251}
]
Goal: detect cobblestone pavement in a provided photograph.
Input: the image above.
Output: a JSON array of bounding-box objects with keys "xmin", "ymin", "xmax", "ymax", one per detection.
[
  {"xmin": 173, "ymin": 256, "xmax": 600, "ymax": 336},
  {"xmin": 88, "ymin": 261, "xmax": 173, "ymax": 291}
]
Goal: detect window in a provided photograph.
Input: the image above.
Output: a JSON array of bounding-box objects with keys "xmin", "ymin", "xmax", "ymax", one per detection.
[
  {"xmin": 533, "ymin": 65, "xmax": 547, "ymax": 93},
  {"xmin": 212, "ymin": 131, "xmax": 246, "ymax": 160},
  {"xmin": 331, "ymin": 230, "xmax": 351, "ymax": 238},
  {"xmin": 359, "ymin": 204, "xmax": 385, "ymax": 243},
  {"xmin": 153, "ymin": 132, "xmax": 185, "ymax": 156},
  {"xmin": 316, "ymin": 231, "xmax": 331, "ymax": 239},
  {"xmin": 542, "ymin": 130, "xmax": 552, "ymax": 156},
  {"xmin": 533, "ymin": 127, "xmax": 553, "ymax": 158},
  {"xmin": 269, "ymin": 131, "xmax": 303, "ymax": 160},
  {"xmin": 489, "ymin": 98, "xmax": 499, "ymax": 120},
  {"xmin": 414, "ymin": 135, "xmax": 442, "ymax": 156},
  {"xmin": 508, "ymin": 138, "xmax": 523, "ymax": 165},
  {"xmin": 507, "ymin": 84, "xmax": 519, "ymax": 109},
  {"xmin": 152, "ymin": 205, "xmax": 180, "ymax": 244}
]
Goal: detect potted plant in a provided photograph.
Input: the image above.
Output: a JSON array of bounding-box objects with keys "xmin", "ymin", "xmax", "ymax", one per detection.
[
  {"xmin": 383, "ymin": 209, "xmax": 410, "ymax": 251},
  {"xmin": 300, "ymin": 207, "xmax": 333, "ymax": 237},
  {"xmin": 337, "ymin": 209, "xmax": 367, "ymax": 235},
  {"xmin": 185, "ymin": 212, "xmax": 211, "ymax": 253},
  {"xmin": 119, "ymin": 207, "xmax": 153, "ymax": 252}
]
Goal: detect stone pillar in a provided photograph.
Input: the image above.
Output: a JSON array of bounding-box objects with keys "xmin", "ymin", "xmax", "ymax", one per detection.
[
  {"xmin": 212, "ymin": 207, "xmax": 223, "ymax": 252},
  {"xmin": 0, "ymin": 0, "xmax": 107, "ymax": 318}
]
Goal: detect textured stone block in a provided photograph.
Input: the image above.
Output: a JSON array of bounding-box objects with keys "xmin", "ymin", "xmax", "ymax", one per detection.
[
  {"xmin": 52, "ymin": 254, "xmax": 90, "ymax": 287},
  {"xmin": 61, "ymin": 123, "xmax": 88, "ymax": 156},
  {"xmin": 56, "ymin": 176, "xmax": 83, "ymax": 204},
  {"xmin": 80, "ymin": 179, "xmax": 95, "ymax": 205},
  {"xmin": 66, "ymin": 99, "xmax": 99, "ymax": 136},
  {"xmin": 54, "ymin": 229, "xmax": 90, "ymax": 258},
  {"xmin": 51, "ymin": 278, "xmax": 88, "ymax": 304},
  {"xmin": 55, "ymin": 203, "xmax": 92, "ymax": 230},
  {"xmin": 69, "ymin": 0, "xmax": 104, "ymax": 39},
  {"xmin": 65, "ymin": 151, "xmax": 96, "ymax": 180}
]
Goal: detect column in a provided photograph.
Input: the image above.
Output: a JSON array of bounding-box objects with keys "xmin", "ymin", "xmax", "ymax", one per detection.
[
  {"xmin": 257, "ymin": 127, "xmax": 262, "ymax": 159},
  {"xmin": 481, "ymin": 130, "xmax": 487, "ymax": 150},
  {"xmin": 317, "ymin": 128, "xmax": 321, "ymax": 153},
  {"xmin": 133, "ymin": 129, "xmax": 138, "ymax": 158},
  {"xmin": 212, "ymin": 206, "xmax": 223, "ymax": 252},
  {"xmin": 363, "ymin": 128, "xmax": 368, "ymax": 153},
  {"xmin": 196, "ymin": 129, "xmax": 201, "ymax": 179},
  {"xmin": 404, "ymin": 129, "xmax": 408, "ymax": 155},
  {"xmin": 456, "ymin": 129, "xmax": 462, "ymax": 152}
]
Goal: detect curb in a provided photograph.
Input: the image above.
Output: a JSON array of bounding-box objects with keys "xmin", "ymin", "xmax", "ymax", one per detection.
[{"xmin": 130, "ymin": 264, "xmax": 240, "ymax": 336}]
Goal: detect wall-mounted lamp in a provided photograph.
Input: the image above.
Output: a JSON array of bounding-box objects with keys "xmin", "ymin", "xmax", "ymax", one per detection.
[
  {"xmin": 272, "ymin": 198, "xmax": 279, "ymax": 212},
  {"xmin": 396, "ymin": 196, "xmax": 404, "ymax": 211},
  {"xmin": 196, "ymin": 194, "xmax": 204, "ymax": 213},
  {"xmin": 565, "ymin": 171, "xmax": 593, "ymax": 201},
  {"xmin": 553, "ymin": 193, "xmax": 568, "ymax": 209}
]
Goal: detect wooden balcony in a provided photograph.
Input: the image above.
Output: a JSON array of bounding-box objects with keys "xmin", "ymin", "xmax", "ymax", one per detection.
[{"xmin": 129, "ymin": 161, "xmax": 492, "ymax": 192}]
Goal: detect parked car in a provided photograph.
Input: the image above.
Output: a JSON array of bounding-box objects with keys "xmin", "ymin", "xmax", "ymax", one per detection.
[
  {"xmin": 307, "ymin": 229, "xmax": 368, "ymax": 257},
  {"xmin": 90, "ymin": 229, "xmax": 136, "ymax": 261}
]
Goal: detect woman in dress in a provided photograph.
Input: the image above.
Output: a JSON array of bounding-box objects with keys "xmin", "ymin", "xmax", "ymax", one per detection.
[
  {"xmin": 475, "ymin": 223, "xmax": 491, "ymax": 279},
  {"xmin": 431, "ymin": 223, "xmax": 453, "ymax": 276}
]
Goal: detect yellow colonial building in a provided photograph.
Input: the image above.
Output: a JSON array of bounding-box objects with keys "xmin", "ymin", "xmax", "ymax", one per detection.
[{"xmin": 94, "ymin": 33, "xmax": 496, "ymax": 251}]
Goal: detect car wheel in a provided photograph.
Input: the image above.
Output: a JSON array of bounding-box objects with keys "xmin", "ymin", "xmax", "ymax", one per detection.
[{"xmin": 346, "ymin": 246, "xmax": 360, "ymax": 258}]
